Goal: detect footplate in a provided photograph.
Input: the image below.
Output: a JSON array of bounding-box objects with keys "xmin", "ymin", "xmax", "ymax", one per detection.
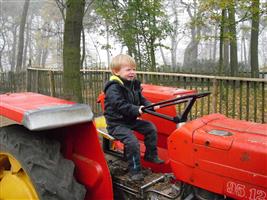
[
  {"xmin": 114, "ymin": 173, "xmax": 181, "ymax": 199},
  {"xmin": 105, "ymin": 154, "xmax": 182, "ymax": 199}
]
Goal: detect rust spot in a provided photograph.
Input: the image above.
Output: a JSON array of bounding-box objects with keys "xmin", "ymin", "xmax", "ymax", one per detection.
[
  {"xmin": 205, "ymin": 141, "xmax": 210, "ymax": 146},
  {"xmin": 241, "ymin": 152, "xmax": 250, "ymax": 161}
]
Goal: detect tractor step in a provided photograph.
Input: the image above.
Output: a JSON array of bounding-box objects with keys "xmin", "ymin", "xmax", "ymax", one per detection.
[{"xmin": 105, "ymin": 154, "xmax": 182, "ymax": 199}]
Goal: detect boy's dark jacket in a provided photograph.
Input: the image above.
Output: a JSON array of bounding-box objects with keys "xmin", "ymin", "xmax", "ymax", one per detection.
[{"xmin": 104, "ymin": 75, "xmax": 151, "ymax": 127}]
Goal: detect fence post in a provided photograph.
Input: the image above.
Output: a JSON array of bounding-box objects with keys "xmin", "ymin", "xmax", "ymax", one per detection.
[
  {"xmin": 212, "ymin": 79, "xmax": 218, "ymax": 113},
  {"xmin": 48, "ymin": 70, "xmax": 55, "ymax": 97}
]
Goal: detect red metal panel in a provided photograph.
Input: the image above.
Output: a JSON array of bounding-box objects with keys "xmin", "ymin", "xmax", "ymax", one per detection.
[
  {"xmin": 168, "ymin": 113, "xmax": 267, "ymax": 198},
  {"xmin": 141, "ymin": 84, "xmax": 196, "ymax": 149},
  {"xmin": 61, "ymin": 123, "xmax": 114, "ymax": 200},
  {"xmin": 0, "ymin": 92, "xmax": 73, "ymax": 123},
  {"xmin": 193, "ymin": 128, "xmax": 234, "ymax": 150},
  {"xmin": 141, "ymin": 84, "xmax": 196, "ymax": 99}
]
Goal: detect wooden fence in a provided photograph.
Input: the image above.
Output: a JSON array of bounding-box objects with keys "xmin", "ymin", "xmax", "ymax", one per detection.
[{"xmin": 1, "ymin": 68, "xmax": 266, "ymax": 123}]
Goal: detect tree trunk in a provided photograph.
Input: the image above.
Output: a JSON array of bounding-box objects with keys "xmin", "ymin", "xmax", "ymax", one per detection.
[
  {"xmin": 0, "ymin": 32, "xmax": 6, "ymax": 72},
  {"xmin": 63, "ymin": 0, "xmax": 84, "ymax": 103},
  {"xmin": 41, "ymin": 48, "xmax": 48, "ymax": 68},
  {"xmin": 0, "ymin": 54, "xmax": 3, "ymax": 72},
  {"xmin": 228, "ymin": 2, "xmax": 238, "ymax": 76},
  {"xmin": 11, "ymin": 25, "xmax": 18, "ymax": 72},
  {"xmin": 81, "ymin": 25, "xmax": 85, "ymax": 69},
  {"xmin": 23, "ymin": 21, "xmax": 30, "ymax": 69},
  {"xmin": 250, "ymin": 0, "xmax": 260, "ymax": 78},
  {"xmin": 171, "ymin": 37, "xmax": 178, "ymax": 69},
  {"xmin": 213, "ymin": 26, "xmax": 217, "ymax": 61},
  {"xmin": 170, "ymin": 1, "xmax": 179, "ymax": 69},
  {"xmin": 182, "ymin": 0, "xmax": 200, "ymax": 69},
  {"xmin": 160, "ymin": 46, "xmax": 168, "ymax": 67},
  {"xmin": 219, "ymin": 9, "xmax": 225, "ymax": 75},
  {"xmin": 36, "ymin": 48, "xmax": 42, "ymax": 67},
  {"xmin": 88, "ymin": 33, "xmax": 101, "ymax": 67},
  {"xmin": 105, "ymin": 22, "xmax": 111, "ymax": 67},
  {"xmin": 136, "ymin": 34, "xmax": 142, "ymax": 69},
  {"xmin": 224, "ymin": 39, "xmax": 230, "ymax": 74},
  {"xmin": 243, "ymin": 37, "xmax": 247, "ymax": 65},
  {"xmin": 150, "ymin": 38, "xmax": 156, "ymax": 72},
  {"xmin": 16, "ymin": 0, "xmax": 30, "ymax": 72},
  {"xmin": 183, "ymin": 29, "xmax": 200, "ymax": 68}
]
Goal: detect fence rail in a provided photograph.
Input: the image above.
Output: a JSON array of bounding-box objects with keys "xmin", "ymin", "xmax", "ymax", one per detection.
[{"xmin": 1, "ymin": 68, "xmax": 266, "ymax": 123}]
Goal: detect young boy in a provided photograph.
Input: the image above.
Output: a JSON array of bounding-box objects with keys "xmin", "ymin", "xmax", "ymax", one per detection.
[{"xmin": 104, "ymin": 54, "xmax": 164, "ymax": 181}]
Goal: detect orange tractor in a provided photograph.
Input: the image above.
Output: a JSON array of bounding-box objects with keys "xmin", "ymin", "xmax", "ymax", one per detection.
[{"xmin": 0, "ymin": 84, "xmax": 266, "ymax": 200}]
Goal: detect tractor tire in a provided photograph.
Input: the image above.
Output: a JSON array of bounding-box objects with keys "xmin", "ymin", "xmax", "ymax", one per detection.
[{"xmin": 0, "ymin": 124, "xmax": 86, "ymax": 200}]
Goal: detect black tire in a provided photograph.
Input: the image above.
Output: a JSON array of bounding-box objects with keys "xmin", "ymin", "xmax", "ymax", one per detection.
[{"xmin": 0, "ymin": 124, "xmax": 86, "ymax": 200}]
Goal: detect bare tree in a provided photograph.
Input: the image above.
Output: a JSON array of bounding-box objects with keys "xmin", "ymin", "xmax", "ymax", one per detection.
[
  {"xmin": 181, "ymin": 0, "xmax": 201, "ymax": 68},
  {"xmin": 169, "ymin": 0, "xmax": 182, "ymax": 69},
  {"xmin": 16, "ymin": 0, "xmax": 30, "ymax": 72},
  {"xmin": 10, "ymin": 24, "xmax": 19, "ymax": 71},
  {"xmin": 0, "ymin": 16, "xmax": 7, "ymax": 72},
  {"xmin": 0, "ymin": 31, "xmax": 6, "ymax": 72}
]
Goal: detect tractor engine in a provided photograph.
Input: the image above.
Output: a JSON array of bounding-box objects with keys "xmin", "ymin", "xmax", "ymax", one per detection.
[{"xmin": 168, "ymin": 113, "xmax": 267, "ymax": 200}]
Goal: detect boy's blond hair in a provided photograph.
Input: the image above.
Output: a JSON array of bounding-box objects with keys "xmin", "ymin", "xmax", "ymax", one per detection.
[{"xmin": 110, "ymin": 54, "xmax": 136, "ymax": 74}]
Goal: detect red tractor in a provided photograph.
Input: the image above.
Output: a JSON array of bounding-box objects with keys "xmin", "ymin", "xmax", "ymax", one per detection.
[{"xmin": 0, "ymin": 84, "xmax": 266, "ymax": 200}]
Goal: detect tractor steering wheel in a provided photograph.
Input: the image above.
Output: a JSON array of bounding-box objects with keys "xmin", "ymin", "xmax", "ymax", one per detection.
[{"xmin": 142, "ymin": 92, "xmax": 211, "ymax": 123}]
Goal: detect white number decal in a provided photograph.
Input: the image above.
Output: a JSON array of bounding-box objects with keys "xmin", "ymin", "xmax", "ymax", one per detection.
[
  {"xmin": 226, "ymin": 181, "xmax": 266, "ymax": 200},
  {"xmin": 249, "ymin": 188, "xmax": 267, "ymax": 200}
]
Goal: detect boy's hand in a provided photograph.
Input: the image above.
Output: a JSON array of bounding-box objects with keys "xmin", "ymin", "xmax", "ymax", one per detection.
[
  {"xmin": 153, "ymin": 105, "xmax": 160, "ymax": 110},
  {"xmin": 139, "ymin": 106, "xmax": 145, "ymax": 114},
  {"xmin": 139, "ymin": 105, "xmax": 160, "ymax": 114}
]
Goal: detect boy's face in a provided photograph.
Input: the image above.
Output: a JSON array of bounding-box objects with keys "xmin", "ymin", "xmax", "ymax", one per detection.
[{"xmin": 115, "ymin": 65, "xmax": 136, "ymax": 81}]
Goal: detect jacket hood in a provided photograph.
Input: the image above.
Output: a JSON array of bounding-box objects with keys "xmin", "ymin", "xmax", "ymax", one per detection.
[
  {"xmin": 104, "ymin": 75, "xmax": 140, "ymax": 93},
  {"xmin": 110, "ymin": 75, "xmax": 124, "ymax": 85},
  {"xmin": 104, "ymin": 75, "xmax": 123, "ymax": 93}
]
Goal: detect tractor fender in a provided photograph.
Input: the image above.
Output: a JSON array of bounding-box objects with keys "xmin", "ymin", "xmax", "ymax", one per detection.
[{"xmin": 0, "ymin": 92, "xmax": 93, "ymax": 131}]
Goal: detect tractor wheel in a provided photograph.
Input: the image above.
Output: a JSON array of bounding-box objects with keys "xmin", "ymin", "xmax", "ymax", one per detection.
[{"xmin": 0, "ymin": 124, "xmax": 86, "ymax": 200}]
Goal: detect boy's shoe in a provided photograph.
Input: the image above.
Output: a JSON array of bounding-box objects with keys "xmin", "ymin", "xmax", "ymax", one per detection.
[
  {"xmin": 142, "ymin": 168, "xmax": 152, "ymax": 176},
  {"xmin": 144, "ymin": 156, "xmax": 164, "ymax": 164},
  {"xmin": 129, "ymin": 171, "xmax": 144, "ymax": 181}
]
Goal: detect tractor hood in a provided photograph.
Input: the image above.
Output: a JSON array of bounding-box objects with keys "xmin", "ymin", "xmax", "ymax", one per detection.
[
  {"xmin": 192, "ymin": 114, "xmax": 267, "ymax": 180},
  {"xmin": 168, "ymin": 113, "xmax": 267, "ymax": 193},
  {"xmin": 0, "ymin": 92, "xmax": 93, "ymax": 131},
  {"xmin": 193, "ymin": 113, "xmax": 266, "ymax": 152}
]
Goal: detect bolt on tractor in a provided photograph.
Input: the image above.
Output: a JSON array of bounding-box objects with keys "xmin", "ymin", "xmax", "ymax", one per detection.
[{"xmin": 0, "ymin": 84, "xmax": 266, "ymax": 200}]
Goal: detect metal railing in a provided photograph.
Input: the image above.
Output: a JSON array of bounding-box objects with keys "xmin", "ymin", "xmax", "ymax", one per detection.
[{"xmin": 1, "ymin": 68, "xmax": 266, "ymax": 123}]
